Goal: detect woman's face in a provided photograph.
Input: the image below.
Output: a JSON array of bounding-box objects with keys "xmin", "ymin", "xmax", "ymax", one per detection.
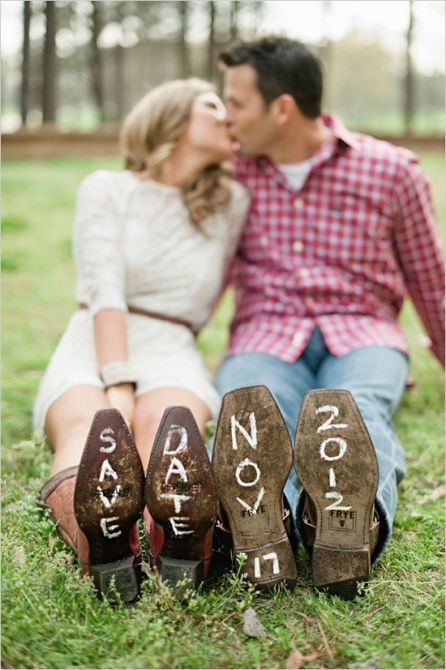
[{"xmin": 184, "ymin": 92, "xmax": 238, "ymax": 162}]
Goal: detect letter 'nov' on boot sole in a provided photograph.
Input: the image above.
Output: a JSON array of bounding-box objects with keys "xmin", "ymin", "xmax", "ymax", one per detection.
[
  {"xmin": 294, "ymin": 389, "xmax": 379, "ymax": 599},
  {"xmin": 145, "ymin": 406, "xmax": 218, "ymax": 592},
  {"xmin": 74, "ymin": 408, "xmax": 145, "ymax": 603},
  {"xmin": 212, "ymin": 385, "xmax": 297, "ymax": 590}
]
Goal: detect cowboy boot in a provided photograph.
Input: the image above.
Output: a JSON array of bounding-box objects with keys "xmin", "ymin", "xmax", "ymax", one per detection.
[
  {"xmin": 294, "ymin": 389, "xmax": 380, "ymax": 599},
  {"xmin": 41, "ymin": 408, "xmax": 145, "ymax": 603},
  {"xmin": 40, "ymin": 463, "xmax": 143, "ymax": 603},
  {"xmin": 213, "ymin": 504, "xmax": 296, "ymax": 576},
  {"xmin": 40, "ymin": 466, "xmax": 89, "ymax": 561},
  {"xmin": 145, "ymin": 406, "xmax": 217, "ymax": 594},
  {"xmin": 212, "ymin": 385, "xmax": 297, "ymax": 590}
]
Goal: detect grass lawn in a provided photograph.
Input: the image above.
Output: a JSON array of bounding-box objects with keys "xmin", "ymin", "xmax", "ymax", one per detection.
[{"xmin": 2, "ymin": 151, "xmax": 445, "ymax": 670}]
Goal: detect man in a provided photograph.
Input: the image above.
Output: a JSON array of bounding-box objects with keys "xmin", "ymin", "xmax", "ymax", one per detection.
[{"xmin": 211, "ymin": 37, "xmax": 444, "ymax": 598}]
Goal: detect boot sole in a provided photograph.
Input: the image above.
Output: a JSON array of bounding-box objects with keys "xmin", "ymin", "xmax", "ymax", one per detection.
[
  {"xmin": 145, "ymin": 406, "xmax": 217, "ymax": 594},
  {"xmin": 294, "ymin": 389, "xmax": 378, "ymax": 599},
  {"xmin": 212, "ymin": 385, "xmax": 297, "ymax": 590},
  {"xmin": 74, "ymin": 409, "xmax": 145, "ymax": 603}
]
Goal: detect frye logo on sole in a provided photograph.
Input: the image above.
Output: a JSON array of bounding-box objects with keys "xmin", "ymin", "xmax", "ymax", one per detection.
[{"xmin": 329, "ymin": 509, "xmax": 356, "ymax": 531}]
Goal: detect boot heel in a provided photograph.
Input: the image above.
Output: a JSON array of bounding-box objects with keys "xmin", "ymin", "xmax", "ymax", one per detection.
[
  {"xmin": 88, "ymin": 555, "xmax": 141, "ymax": 604},
  {"xmin": 158, "ymin": 556, "xmax": 204, "ymax": 595},
  {"xmin": 237, "ymin": 536, "xmax": 297, "ymax": 590},
  {"xmin": 312, "ymin": 544, "xmax": 370, "ymax": 599}
]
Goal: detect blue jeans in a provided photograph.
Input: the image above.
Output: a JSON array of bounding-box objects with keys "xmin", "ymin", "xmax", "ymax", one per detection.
[{"xmin": 216, "ymin": 327, "xmax": 408, "ymax": 561}]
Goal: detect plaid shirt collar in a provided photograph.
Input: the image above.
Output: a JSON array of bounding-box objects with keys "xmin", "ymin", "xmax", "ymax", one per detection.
[{"xmin": 251, "ymin": 113, "xmax": 360, "ymax": 190}]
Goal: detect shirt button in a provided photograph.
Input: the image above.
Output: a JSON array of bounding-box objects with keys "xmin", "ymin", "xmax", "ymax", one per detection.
[
  {"xmin": 306, "ymin": 297, "xmax": 315, "ymax": 305},
  {"xmin": 292, "ymin": 332, "xmax": 305, "ymax": 347},
  {"xmin": 294, "ymin": 197, "xmax": 304, "ymax": 209},
  {"xmin": 299, "ymin": 268, "xmax": 310, "ymax": 279},
  {"xmin": 293, "ymin": 240, "xmax": 304, "ymax": 252}
]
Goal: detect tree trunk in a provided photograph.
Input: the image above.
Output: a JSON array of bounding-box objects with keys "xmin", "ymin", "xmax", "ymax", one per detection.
[
  {"xmin": 113, "ymin": 2, "xmax": 126, "ymax": 121},
  {"xmin": 42, "ymin": 0, "xmax": 57, "ymax": 123},
  {"xmin": 178, "ymin": 1, "xmax": 190, "ymax": 77},
  {"xmin": 207, "ymin": 1, "xmax": 216, "ymax": 81},
  {"xmin": 20, "ymin": 0, "xmax": 31, "ymax": 126},
  {"xmin": 114, "ymin": 45, "xmax": 124, "ymax": 121},
  {"xmin": 321, "ymin": 0, "xmax": 333, "ymax": 108},
  {"xmin": 229, "ymin": 0, "xmax": 238, "ymax": 40},
  {"xmin": 91, "ymin": 0, "xmax": 105, "ymax": 123},
  {"xmin": 404, "ymin": 0, "xmax": 415, "ymax": 135}
]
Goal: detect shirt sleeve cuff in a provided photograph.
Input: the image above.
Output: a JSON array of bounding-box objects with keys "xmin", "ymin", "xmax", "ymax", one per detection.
[{"xmin": 89, "ymin": 293, "xmax": 128, "ymax": 316}]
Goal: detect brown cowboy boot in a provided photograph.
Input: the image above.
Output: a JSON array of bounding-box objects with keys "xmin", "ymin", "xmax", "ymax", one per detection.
[
  {"xmin": 145, "ymin": 407, "xmax": 217, "ymax": 594},
  {"xmin": 213, "ymin": 504, "xmax": 296, "ymax": 577},
  {"xmin": 40, "ymin": 466, "xmax": 89, "ymax": 560},
  {"xmin": 212, "ymin": 385, "xmax": 297, "ymax": 590},
  {"xmin": 41, "ymin": 408, "xmax": 145, "ymax": 604},
  {"xmin": 294, "ymin": 389, "xmax": 380, "ymax": 599}
]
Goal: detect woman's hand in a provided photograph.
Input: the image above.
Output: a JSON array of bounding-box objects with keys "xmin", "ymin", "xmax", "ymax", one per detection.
[{"xmin": 105, "ymin": 383, "xmax": 136, "ymax": 429}]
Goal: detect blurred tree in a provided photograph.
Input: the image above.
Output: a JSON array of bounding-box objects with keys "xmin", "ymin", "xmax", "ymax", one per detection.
[
  {"xmin": 20, "ymin": 0, "xmax": 32, "ymax": 126},
  {"xmin": 404, "ymin": 0, "xmax": 415, "ymax": 135},
  {"xmin": 235, "ymin": 0, "xmax": 264, "ymax": 39},
  {"xmin": 177, "ymin": 1, "xmax": 190, "ymax": 77},
  {"xmin": 178, "ymin": 1, "xmax": 190, "ymax": 77},
  {"xmin": 42, "ymin": 0, "xmax": 57, "ymax": 123},
  {"xmin": 90, "ymin": 1, "xmax": 105, "ymax": 122},
  {"xmin": 113, "ymin": 2, "xmax": 125, "ymax": 120},
  {"xmin": 229, "ymin": 1, "xmax": 239, "ymax": 40},
  {"xmin": 329, "ymin": 33, "xmax": 399, "ymax": 129},
  {"xmin": 320, "ymin": 0, "xmax": 333, "ymax": 106},
  {"xmin": 13, "ymin": 0, "xmax": 441, "ymax": 136},
  {"xmin": 207, "ymin": 1, "xmax": 216, "ymax": 81}
]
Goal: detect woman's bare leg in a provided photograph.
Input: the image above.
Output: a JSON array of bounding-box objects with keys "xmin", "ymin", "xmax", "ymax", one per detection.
[
  {"xmin": 132, "ymin": 387, "xmax": 212, "ymax": 471},
  {"xmin": 45, "ymin": 385, "xmax": 109, "ymax": 476}
]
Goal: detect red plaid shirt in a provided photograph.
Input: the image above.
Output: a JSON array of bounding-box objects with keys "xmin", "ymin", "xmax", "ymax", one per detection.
[{"xmin": 229, "ymin": 114, "xmax": 445, "ymax": 365}]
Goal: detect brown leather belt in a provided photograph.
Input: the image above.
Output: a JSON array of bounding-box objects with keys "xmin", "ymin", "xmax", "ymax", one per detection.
[{"xmin": 78, "ymin": 303, "xmax": 197, "ymax": 335}]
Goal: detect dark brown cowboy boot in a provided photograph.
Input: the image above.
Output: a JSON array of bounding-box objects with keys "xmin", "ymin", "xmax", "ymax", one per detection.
[
  {"xmin": 212, "ymin": 385, "xmax": 297, "ymax": 590},
  {"xmin": 73, "ymin": 408, "xmax": 145, "ymax": 603},
  {"xmin": 294, "ymin": 389, "xmax": 379, "ymax": 599},
  {"xmin": 145, "ymin": 407, "xmax": 217, "ymax": 594}
]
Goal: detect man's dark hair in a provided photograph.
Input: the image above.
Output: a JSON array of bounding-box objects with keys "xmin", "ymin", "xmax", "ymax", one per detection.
[{"xmin": 219, "ymin": 36, "xmax": 323, "ymax": 118}]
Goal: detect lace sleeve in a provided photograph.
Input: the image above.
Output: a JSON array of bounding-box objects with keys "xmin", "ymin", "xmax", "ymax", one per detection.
[
  {"xmin": 226, "ymin": 179, "xmax": 250, "ymax": 259},
  {"xmin": 73, "ymin": 171, "xmax": 127, "ymax": 315}
]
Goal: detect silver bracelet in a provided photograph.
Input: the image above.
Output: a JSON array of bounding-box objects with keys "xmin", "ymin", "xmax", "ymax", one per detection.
[{"xmin": 99, "ymin": 361, "xmax": 137, "ymax": 389}]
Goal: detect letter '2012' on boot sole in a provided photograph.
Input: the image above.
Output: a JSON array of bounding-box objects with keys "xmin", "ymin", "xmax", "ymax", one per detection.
[{"xmin": 294, "ymin": 389, "xmax": 379, "ymax": 599}]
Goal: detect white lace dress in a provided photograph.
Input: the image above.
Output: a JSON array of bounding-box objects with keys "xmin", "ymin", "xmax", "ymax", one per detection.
[{"xmin": 33, "ymin": 170, "xmax": 250, "ymax": 432}]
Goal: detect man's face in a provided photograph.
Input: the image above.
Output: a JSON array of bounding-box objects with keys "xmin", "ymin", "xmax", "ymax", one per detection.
[{"xmin": 224, "ymin": 64, "xmax": 280, "ymax": 156}]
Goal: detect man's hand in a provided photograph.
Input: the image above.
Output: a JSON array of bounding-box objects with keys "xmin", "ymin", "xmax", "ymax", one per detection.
[{"xmin": 105, "ymin": 383, "xmax": 136, "ymax": 430}]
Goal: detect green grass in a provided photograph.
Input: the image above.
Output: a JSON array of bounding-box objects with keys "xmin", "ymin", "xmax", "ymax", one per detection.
[
  {"xmin": 343, "ymin": 109, "xmax": 445, "ymax": 137},
  {"xmin": 2, "ymin": 152, "xmax": 445, "ymax": 669}
]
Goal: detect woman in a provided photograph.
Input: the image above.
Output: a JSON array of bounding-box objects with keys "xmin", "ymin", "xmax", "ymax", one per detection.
[{"xmin": 35, "ymin": 79, "xmax": 250, "ymax": 603}]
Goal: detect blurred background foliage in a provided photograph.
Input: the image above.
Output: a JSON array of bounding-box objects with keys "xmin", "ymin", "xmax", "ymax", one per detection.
[{"xmin": 1, "ymin": 0, "xmax": 444, "ymax": 137}]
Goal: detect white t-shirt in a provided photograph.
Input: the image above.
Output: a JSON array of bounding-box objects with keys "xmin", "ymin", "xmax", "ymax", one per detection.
[{"xmin": 277, "ymin": 157, "xmax": 313, "ymax": 190}]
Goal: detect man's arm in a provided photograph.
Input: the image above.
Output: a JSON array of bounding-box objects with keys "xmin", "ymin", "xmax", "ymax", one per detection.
[{"xmin": 393, "ymin": 157, "xmax": 445, "ymax": 365}]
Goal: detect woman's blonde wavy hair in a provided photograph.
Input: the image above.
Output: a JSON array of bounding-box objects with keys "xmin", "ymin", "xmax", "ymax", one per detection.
[{"xmin": 120, "ymin": 79, "xmax": 232, "ymax": 228}]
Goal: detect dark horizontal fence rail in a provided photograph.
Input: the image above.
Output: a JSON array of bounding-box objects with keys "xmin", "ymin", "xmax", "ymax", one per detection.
[{"xmin": 2, "ymin": 127, "xmax": 444, "ymax": 159}]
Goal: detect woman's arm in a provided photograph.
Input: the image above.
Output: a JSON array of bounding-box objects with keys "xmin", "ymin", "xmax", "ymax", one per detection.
[
  {"xmin": 73, "ymin": 172, "xmax": 136, "ymax": 423},
  {"xmin": 95, "ymin": 308, "xmax": 136, "ymax": 425}
]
